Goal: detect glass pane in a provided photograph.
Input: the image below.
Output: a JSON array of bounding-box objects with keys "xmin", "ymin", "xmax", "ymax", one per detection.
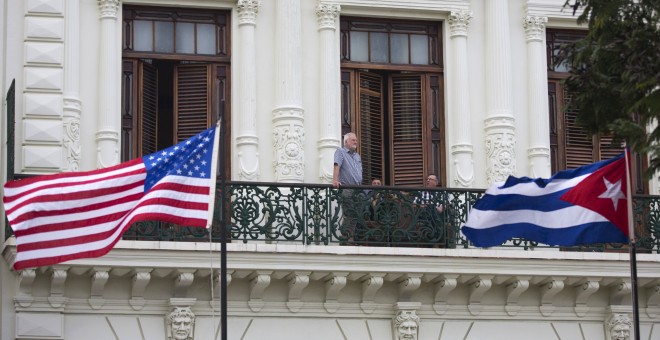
[
  {"xmin": 390, "ymin": 33, "xmax": 409, "ymax": 64},
  {"xmin": 154, "ymin": 21, "xmax": 174, "ymax": 53},
  {"xmin": 370, "ymin": 32, "xmax": 389, "ymax": 63},
  {"xmin": 176, "ymin": 22, "xmax": 195, "ymax": 54},
  {"xmin": 350, "ymin": 31, "xmax": 368, "ymax": 62},
  {"xmin": 133, "ymin": 20, "xmax": 153, "ymax": 52},
  {"xmin": 410, "ymin": 34, "xmax": 428, "ymax": 64},
  {"xmin": 197, "ymin": 23, "xmax": 216, "ymax": 55}
]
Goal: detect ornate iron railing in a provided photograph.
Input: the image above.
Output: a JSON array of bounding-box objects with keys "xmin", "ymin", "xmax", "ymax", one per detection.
[{"xmin": 118, "ymin": 181, "xmax": 660, "ymax": 252}]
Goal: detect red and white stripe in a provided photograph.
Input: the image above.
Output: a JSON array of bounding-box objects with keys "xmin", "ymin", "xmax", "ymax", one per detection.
[{"xmin": 3, "ymin": 159, "xmax": 210, "ymax": 270}]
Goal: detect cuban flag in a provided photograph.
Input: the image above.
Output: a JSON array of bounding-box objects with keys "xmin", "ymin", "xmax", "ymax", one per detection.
[{"xmin": 461, "ymin": 153, "xmax": 630, "ymax": 247}]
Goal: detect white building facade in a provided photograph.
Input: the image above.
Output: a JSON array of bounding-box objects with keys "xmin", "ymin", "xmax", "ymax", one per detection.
[{"xmin": 1, "ymin": 0, "xmax": 659, "ymax": 339}]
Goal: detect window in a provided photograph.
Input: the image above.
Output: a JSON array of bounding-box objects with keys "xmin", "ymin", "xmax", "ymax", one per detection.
[
  {"xmin": 341, "ymin": 18, "xmax": 444, "ymax": 187},
  {"xmin": 121, "ymin": 6, "xmax": 230, "ymax": 177},
  {"xmin": 547, "ymin": 29, "xmax": 646, "ymax": 194}
]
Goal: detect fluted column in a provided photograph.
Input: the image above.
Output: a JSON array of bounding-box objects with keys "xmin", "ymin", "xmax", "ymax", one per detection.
[
  {"xmin": 524, "ymin": 15, "xmax": 551, "ymax": 178},
  {"xmin": 316, "ymin": 2, "xmax": 341, "ymax": 183},
  {"xmin": 236, "ymin": 0, "xmax": 261, "ymax": 180},
  {"xmin": 484, "ymin": 0, "xmax": 516, "ymax": 184},
  {"xmin": 64, "ymin": 0, "xmax": 81, "ymax": 171},
  {"xmin": 272, "ymin": 0, "xmax": 305, "ymax": 182},
  {"xmin": 448, "ymin": 10, "xmax": 474, "ymax": 187},
  {"xmin": 96, "ymin": 0, "xmax": 121, "ymax": 168}
]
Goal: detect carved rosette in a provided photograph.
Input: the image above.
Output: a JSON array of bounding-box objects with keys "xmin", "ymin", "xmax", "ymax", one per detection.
[
  {"xmin": 523, "ymin": 16, "xmax": 547, "ymax": 42},
  {"xmin": 316, "ymin": 2, "xmax": 340, "ymax": 30},
  {"xmin": 237, "ymin": 0, "xmax": 261, "ymax": 25},
  {"xmin": 272, "ymin": 121, "xmax": 305, "ymax": 182},
  {"xmin": 63, "ymin": 98, "xmax": 82, "ymax": 171},
  {"xmin": 97, "ymin": 0, "xmax": 119, "ymax": 19},
  {"xmin": 485, "ymin": 116, "xmax": 516, "ymax": 184},
  {"xmin": 448, "ymin": 10, "xmax": 473, "ymax": 37}
]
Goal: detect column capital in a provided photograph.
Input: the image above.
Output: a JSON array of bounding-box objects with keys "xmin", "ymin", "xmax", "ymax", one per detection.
[
  {"xmin": 448, "ymin": 10, "xmax": 473, "ymax": 37},
  {"xmin": 237, "ymin": 0, "xmax": 261, "ymax": 25},
  {"xmin": 97, "ymin": 0, "xmax": 120, "ymax": 19},
  {"xmin": 523, "ymin": 15, "xmax": 548, "ymax": 42},
  {"xmin": 316, "ymin": 2, "xmax": 341, "ymax": 30}
]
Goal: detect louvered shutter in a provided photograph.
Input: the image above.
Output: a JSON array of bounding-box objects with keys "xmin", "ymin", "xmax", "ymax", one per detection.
[
  {"xmin": 357, "ymin": 71, "xmax": 384, "ymax": 185},
  {"xmin": 391, "ymin": 75, "xmax": 425, "ymax": 186},
  {"xmin": 139, "ymin": 61, "xmax": 158, "ymax": 156},
  {"xmin": 175, "ymin": 64, "xmax": 212, "ymax": 142}
]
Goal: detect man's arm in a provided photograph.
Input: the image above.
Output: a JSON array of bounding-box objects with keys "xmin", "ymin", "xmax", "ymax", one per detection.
[{"xmin": 332, "ymin": 164, "xmax": 340, "ymax": 188}]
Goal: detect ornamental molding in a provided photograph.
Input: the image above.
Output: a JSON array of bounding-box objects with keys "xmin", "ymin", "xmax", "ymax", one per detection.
[
  {"xmin": 448, "ymin": 10, "xmax": 472, "ymax": 37},
  {"xmin": 97, "ymin": 0, "xmax": 120, "ymax": 19},
  {"xmin": 273, "ymin": 109, "xmax": 305, "ymax": 183},
  {"xmin": 63, "ymin": 110, "xmax": 81, "ymax": 171},
  {"xmin": 316, "ymin": 2, "xmax": 341, "ymax": 30},
  {"xmin": 523, "ymin": 15, "xmax": 548, "ymax": 42},
  {"xmin": 485, "ymin": 130, "xmax": 516, "ymax": 184},
  {"xmin": 237, "ymin": 0, "xmax": 261, "ymax": 25}
]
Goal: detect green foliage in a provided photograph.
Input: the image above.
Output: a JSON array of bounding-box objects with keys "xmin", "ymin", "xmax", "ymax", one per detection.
[{"xmin": 560, "ymin": 0, "xmax": 660, "ymax": 177}]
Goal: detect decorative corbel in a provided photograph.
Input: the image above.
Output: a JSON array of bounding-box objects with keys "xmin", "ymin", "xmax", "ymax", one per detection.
[
  {"xmin": 286, "ymin": 271, "xmax": 311, "ymax": 312},
  {"xmin": 89, "ymin": 267, "xmax": 110, "ymax": 309},
  {"xmin": 361, "ymin": 273, "xmax": 385, "ymax": 314},
  {"xmin": 505, "ymin": 277, "xmax": 531, "ymax": 316},
  {"xmin": 15, "ymin": 268, "xmax": 37, "ymax": 308},
  {"xmin": 536, "ymin": 277, "xmax": 566, "ymax": 316},
  {"xmin": 324, "ymin": 272, "xmax": 348, "ymax": 313},
  {"xmin": 433, "ymin": 274, "xmax": 459, "ymax": 315},
  {"xmin": 398, "ymin": 274, "xmax": 423, "ymax": 301},
  {"xmin": 467, "ymin": 275, "xmax": 493, "ymax": 316},
  {"xmin": 248, "ymin": 270, "xmax": 273, "ymax": 312},
  {"xmin": 646, "ymin": 281, "xmax": 660, "ymax": 318},
  {"xmin": 48, "ymin": 267, "xmax": 69, "ymax": 309},
  {"xmin": 573, "ymin": 278, "xmax": 600, "ymax": 317},
  {"xmin": 174, "ymin": 270, "xmax": 197, "ymax": 298},
  {"xmin": 130, "ymin": 268, "xmax": 153, "ymax": 310}
]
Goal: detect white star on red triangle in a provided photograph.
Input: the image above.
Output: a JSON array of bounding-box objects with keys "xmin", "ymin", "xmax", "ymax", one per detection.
[{"xmin": 598, "ymin": 177, "xmax": 626, "ymax": 211}]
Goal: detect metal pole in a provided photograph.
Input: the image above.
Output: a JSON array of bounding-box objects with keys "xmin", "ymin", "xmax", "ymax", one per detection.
[
  {"xmin": 624, "ymin": 150, "xmax": 640, "ymax": 340},
  {"xmin": 218, "ymin": 101, "xmax": 228, "ymax": 340}
]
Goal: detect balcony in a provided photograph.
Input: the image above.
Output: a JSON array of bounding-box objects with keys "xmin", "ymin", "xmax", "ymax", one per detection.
[{"xmin": 51, "ymin": 181, "xmax": 660, "ymax": 252}]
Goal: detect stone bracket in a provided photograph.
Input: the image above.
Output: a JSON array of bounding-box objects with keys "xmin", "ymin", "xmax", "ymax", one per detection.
[
  {"xmin": 361, "ymin": 274, "xmax": 385, "ymax": 314},
  {"xmin": 468, "ymin": 275, "xmax": 493, "ymax": 316},
  {"xmin": 286, "ymin": 271, "xmax": 311, "ymax": 312},
  {"xmin": 433, "ymin": 274, "xmax": 459, "ymax": 315},
  {"xmin": 248, "ymin": 270, "xmax": 273, "ymax": 312},
  {"xmin": 324, "ymin": 272, "xmax": 348, "ymax": 313}
]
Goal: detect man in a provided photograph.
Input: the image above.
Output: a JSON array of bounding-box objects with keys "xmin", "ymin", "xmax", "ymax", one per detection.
[
  {"xmin": 417, "ymin": 174, "xmax": 443, "ymax": 213},
  {"xmin": 333, "ymin": 132, "xmax": 363, "ymax": 244},
  {"xmin": 332, "ymin": 132, "xmax": 362, "ymax": 188},
  {"xmin": 166, "ymin": 306, "xmax": 195, "ymax": 340},
  {"xmin": 393, "ymin": 310, "xmax": 420, "ymax": 340}
]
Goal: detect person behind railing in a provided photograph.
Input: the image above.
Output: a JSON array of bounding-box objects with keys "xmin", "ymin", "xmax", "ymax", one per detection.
[
  {"xmin": 332, "ymin": 132, "xmax": 363, "ymax": 245},
  {"xmin": 413, "ymin": 174, "xmax": 446, "ymax": 246}
]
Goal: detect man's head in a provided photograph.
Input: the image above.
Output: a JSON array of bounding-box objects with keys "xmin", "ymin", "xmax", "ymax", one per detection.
[
  {"xmin": 343, "ymin": 132, "xmax": 358, "ymax": 152},
  {"xmin": 372, "ymin": 178, "xmax": 382, "ymax": 186},
  {"xmin": 606, "ymin": 313, "xmax": 632, "ymax": 340},
  {"xmin": 425, "ymin": 174, "xmax": 439, "ymax": 188},
  {"xmin": 393, "ymin": 310, "xmax": 420, "ymax": 340},
  {"xmin": 166, "ymin": 307, "xmax": 195, "ymax": 340}
]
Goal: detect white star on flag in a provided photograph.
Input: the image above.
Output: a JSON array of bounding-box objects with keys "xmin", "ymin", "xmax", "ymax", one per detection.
[{"xmin": 598, "ymin": 177, "xmax": 626, "ymax": 211}]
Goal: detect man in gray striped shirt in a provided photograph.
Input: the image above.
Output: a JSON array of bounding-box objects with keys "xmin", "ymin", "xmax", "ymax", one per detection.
[
  {"xmin": 332, "ymin": 132, "xmax": 362, "ymax": 188},
  {"xmin": 333, "ymin": 132, "xmax": 363, "ymax": 244}
]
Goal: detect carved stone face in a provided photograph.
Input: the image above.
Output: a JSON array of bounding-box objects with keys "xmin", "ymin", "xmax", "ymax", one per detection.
[
  {"xmin": 396, "ymin": 320, "xmax": 418, "ymax": 340},
  {"xmin": 610, "ymin": 323, "xmax": 630, "ymax": 340},
  {"xmin": 171, "ymin": 314, "xmax": 193, "ymax": 340}
]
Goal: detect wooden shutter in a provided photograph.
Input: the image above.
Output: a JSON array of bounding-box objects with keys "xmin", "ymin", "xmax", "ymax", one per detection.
[
  {"xmin": 175, "ymin": 64, "xmax": 211, "ymax": 142},
  {"xmin": 139, "ymin": 61, "xmax": 158, "ymax": 156},
  {"xmin": 357, "ymin": 71, "xmax": 385, "ymax": 185},
  {"xmin": 391, "ymin": 75, "xmax": 425, "ymax": 186}
]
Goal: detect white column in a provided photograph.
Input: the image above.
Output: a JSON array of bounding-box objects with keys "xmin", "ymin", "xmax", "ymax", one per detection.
[
  {"xmin": 484, "ymin": 0, "xmax": 516, "ymax": 184},
  {"xmin": 448, "ymin": 10, "xmax": 474, "ymax": 187},
  {"xmin": 316, "ymin": 2, "xmax": 341, "ymax": 184},
  {"xmin": 96, "ymin": 0, "xmax": 121, "ymax": 168},
  {"xmin": 524, "ymin": 15, "xmax": 551, "ymax": 178},
  {"xmin": 236, "ymin": 0, "xmax": 261, "ymax": 181},
  {"xmin": 272, "ymin": 0, "xmax": 305, "ymax": 183},
  {"xmin": 63, "ymin": 0, "xmax": 82, "ymax": 171}
]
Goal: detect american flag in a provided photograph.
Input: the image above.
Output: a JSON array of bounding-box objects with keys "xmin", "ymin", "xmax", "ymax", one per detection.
[{"xmin": 3, "ymin": 125, "xmax": 219, "ymax": 270}]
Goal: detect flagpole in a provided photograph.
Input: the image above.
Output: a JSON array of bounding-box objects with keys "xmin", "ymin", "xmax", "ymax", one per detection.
[
  {"xmin": 624, "ymin": 149, "xmax": 640, "ymax": 340},
  {"xmin": 218, "ymin": 102, "xmax": 228, "ymax": 340}
]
